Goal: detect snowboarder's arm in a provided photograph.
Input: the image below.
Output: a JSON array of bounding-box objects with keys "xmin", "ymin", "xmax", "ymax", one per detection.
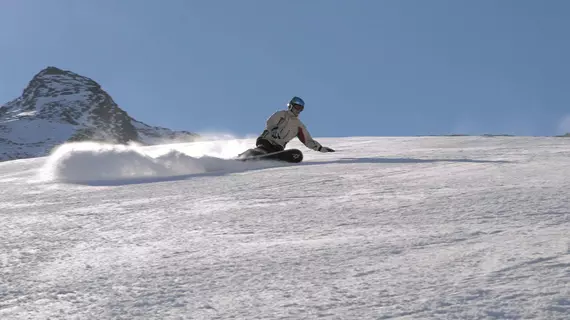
[
  {"xmin": 262, "ymin": 111, "xmax": 288, "ymax": 140},
  {"xmin": 266, "ymin": 111, "xmax": 287, "ymax": 129},
  {"xmin": 297, "ymin": 123, "xmax": 334, "ymax": 152}
]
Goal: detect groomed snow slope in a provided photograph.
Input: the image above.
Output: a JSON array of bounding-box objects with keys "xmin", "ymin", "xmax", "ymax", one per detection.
[{"xmin": 1, "ymin": 136, "xmax": 569, "ymax": 319}]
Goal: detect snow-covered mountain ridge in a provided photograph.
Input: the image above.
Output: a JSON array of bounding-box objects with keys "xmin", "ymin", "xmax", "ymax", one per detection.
[{"xmin": 0, "ymin": 66, "xmax": 198, "ymax": 161}]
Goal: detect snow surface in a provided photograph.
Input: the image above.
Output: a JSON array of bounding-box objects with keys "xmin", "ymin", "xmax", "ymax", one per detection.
[
  {"xmin": 1, "ymin": 136, "xmax": 569, "ymax": 319},
  {"xmin": 0, "ymin": 118, "xmax": 76, "ymax": 144}
]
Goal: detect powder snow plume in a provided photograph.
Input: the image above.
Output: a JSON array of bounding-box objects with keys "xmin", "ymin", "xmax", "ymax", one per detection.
[{"xmin": 38, "ymin": 138, "xmax": 279, "ymax": 184}]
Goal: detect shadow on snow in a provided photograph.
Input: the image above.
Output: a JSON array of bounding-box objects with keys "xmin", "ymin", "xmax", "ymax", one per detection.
[
  {"xmin": 301, "ymin": 157, "xmax": 512, "ymax": 166},
  {"xmin": 61, "ymin": 156, "xmax": 511, "ymax": 186}
]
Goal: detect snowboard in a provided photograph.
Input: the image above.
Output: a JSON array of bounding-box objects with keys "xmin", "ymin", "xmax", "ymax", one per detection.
[{"xmin": 237, "ymin": 148, "xmax": 304, "ymax": 163}]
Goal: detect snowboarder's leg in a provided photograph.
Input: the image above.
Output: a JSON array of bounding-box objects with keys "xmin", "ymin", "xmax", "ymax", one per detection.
[
  {"xmin": 256, "ymin": 137, "xmax": 284, "ymax": 154},
  {"xmin": 237, "ymin": 138, "xmax": 282, "ymax": 160}
]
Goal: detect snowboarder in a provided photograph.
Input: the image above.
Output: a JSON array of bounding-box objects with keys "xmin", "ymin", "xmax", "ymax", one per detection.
[{"xmin": 255, "ymin": 96, "xmax": 335, "ymax": 154}]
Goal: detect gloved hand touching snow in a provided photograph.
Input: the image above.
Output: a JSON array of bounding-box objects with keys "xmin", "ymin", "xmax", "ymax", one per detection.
[{"xmin": 318, "ymin": 146, "xmax": 335, "ymax": 153}]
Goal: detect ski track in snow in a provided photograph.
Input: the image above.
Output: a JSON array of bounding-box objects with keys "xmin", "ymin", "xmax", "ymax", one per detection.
[{"xmin": 0, "ymin": 136, "xmax": 569, "ymax": 319}]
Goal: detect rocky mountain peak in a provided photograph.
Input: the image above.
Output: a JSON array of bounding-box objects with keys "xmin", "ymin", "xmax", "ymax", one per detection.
[{"xmin": 0, "ymin": 66, "xmax": 198, "ymax": 161}]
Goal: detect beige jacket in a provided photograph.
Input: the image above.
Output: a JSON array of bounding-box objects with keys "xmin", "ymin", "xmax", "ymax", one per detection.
[{"xmin": 260, "ymin": 110, "xmax": 324, "ymax": 151}]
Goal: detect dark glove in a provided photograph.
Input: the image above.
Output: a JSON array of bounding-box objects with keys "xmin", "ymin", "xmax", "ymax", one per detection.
[
  {"xmin": 318, "ymin": 146, "xmax": 335, "ymax": 153},
  {"xmin": 270, "ymin": 127, "xmax": 280, "ymax": 139}
]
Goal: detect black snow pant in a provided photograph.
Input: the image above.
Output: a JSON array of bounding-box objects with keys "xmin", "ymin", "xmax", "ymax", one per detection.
[{"xmin": 256, "ymin": 137, "xmax": 284, "ymax": 153}]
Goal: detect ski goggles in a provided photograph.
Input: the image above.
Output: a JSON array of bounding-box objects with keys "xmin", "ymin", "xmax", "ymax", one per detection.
[{"xmin": 290, "ymin": 103, "xmax": 304, "ymax": 112}]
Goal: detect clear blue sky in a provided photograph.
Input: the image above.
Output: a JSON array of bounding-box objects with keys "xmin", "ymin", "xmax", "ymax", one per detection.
[{"xmin": 1, "ymin": 0, "xmax": 569, "ymax": 137}]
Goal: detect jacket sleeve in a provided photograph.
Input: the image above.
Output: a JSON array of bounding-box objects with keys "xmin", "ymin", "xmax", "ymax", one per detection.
[{"xmin": 296, "ymin": 122, "xmax": 323, "ymax": 151}]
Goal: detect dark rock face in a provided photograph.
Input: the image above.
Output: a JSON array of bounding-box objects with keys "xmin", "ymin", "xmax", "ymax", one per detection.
[{"xmin": 0, "ymin": 67, "xmax": 198, "ymax": 161}]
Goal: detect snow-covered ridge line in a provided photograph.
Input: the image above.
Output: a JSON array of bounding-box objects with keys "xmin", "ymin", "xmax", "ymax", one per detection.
[{"xmin": 0, "ymin": 66, "xmax": 198, "ymax": 162}]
